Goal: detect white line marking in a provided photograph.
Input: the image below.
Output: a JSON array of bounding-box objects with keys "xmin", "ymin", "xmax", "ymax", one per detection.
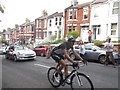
[
  {"xmin": 34, "ymin": 63, "xmax": 71, "ymax": 73},
  {"xmin": 34, "ymin": 63, "xmax": 50, "ymax": 69}
]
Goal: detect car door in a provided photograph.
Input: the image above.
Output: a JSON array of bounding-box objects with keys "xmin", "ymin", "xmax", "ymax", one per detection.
[
  {"xmin": 34, "ymin": 46, "xmax": 41, "ymax": 55},
  {"xmin": 84, "ymin": 45, "xmax": 93, "ymax": 60}
]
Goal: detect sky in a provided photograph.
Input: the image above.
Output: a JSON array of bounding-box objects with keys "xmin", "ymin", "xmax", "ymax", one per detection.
[{"xmin": 0, "ymin": 0, "xmax": 93, "ymax": 31}]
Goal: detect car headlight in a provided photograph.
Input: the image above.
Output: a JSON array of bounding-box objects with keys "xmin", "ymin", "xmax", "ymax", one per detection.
[{"xmin": 18, "ymin": 52, "xmax": 25, "ymax": 57}]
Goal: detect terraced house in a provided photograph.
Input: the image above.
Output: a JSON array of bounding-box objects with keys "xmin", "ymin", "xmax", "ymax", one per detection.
[
  {"xmin": 5, "ymin": 0, "xmax": 119, "ymax": 45},
  {"xmin": 90, "ymin": 0, "xmax": 119, "ymax": 41},
  {"xmin": 64, "ymin": 0, "xmax": 91, "ymax": 42}
]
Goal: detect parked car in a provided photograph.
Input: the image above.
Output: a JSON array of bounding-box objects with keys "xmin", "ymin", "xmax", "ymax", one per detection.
[
  {"xmin": 33, "ymin": 45, "xmax": 48, "ymax": 56},
  {"xmin": 5, "ymin": 45, "xmax": 36, "ymax": 61},
  {"xmin": 0, "ymin": 46, "xmax": 6, "ymax": 55},
  {"xmin": 69, "ymin": 43, "xmax": 120, "ymax": 63}
]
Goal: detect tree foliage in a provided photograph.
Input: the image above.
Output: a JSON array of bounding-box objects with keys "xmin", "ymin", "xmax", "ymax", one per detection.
[
  {"xmin": 50, "ymin": 35, "xmax": 57, "ymax": 41},
  {"xmin": 67, "ymin": 30, "xmax": 79, "ymax": 39}
]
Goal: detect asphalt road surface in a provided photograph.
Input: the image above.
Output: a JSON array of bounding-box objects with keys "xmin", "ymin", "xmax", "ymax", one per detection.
[{"xmin": 1, "ymin": 55, "xmax": 120, "ymax": 89}]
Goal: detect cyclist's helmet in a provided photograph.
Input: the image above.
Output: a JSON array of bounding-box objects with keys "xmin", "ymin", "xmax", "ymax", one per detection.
[{"xmin": 68, "ymin": 35, "xmax": 76, "ymax": 42}]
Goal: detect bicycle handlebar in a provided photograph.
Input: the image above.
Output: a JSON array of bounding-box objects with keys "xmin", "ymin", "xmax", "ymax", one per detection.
[{"xmin": 67, "ymin": 61, "xmax": 86, "ymax": 69}]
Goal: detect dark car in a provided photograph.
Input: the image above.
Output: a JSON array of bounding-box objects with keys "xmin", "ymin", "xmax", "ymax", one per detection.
[
  {"xmin": 70, "ymin": 43, "xmax": 120, "ymax": 63},
  {"xmin": 33, "ymin": 45, "xmax": 48, "ymax": 56}
]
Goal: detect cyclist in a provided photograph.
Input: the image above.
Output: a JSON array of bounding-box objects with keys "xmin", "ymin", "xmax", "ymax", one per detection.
[{"xmin": 47, "ymin": 35, "xmax": 87, "ymax": 82}]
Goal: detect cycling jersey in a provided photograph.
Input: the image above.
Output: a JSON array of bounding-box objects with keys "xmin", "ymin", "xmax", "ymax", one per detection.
[{"xmin": 51, "ymin": 42, "xmax": 73, "ymax": 62}]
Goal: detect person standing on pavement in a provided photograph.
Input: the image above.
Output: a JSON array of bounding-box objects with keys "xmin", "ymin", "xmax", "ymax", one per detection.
[
  {"xmin": 78, "ymin": 39, "xmax": 85, "ymax": 59},
  {"xmin": 88, "ymin": 30, "xmax": 92, "ymax": 43},
  {"xmin": 104, "ymin": 37, "xmax": 116, "ymax": 67}
]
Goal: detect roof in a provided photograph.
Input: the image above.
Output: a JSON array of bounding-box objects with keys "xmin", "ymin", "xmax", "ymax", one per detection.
[
  {"xmin": 47, "ymin": 12, "xmax": 63, "ymax": 19},
  {"xmin": 92, "ymin": 0, "xmax": 108, "ymax": 4},
  {"xmin": 77, "ymin": 1, "xmax": 92, "ymax": 8}
]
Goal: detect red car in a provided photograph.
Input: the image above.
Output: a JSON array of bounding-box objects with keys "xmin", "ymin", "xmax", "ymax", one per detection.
[{"xmin": 33, "ymin": 46, "xmax": 48, "ymax": 56}]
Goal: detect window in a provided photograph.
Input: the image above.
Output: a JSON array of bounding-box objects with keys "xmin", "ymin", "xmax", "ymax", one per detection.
[
  {"xmin": 49, "ymin": 31, "xmax": 52, "ymax": 36},
  {"xmin": 83, "ymin": 7, "xmax": 88, "ymax": 20},
  {"xmin": 55, "ymin": 18, "xmax": 58, "ymax": 25},
  {"xmin": 69, "ymin": 9, "xmax": 72, "ymax": 19},
  {"xmin": 49, "ymin": 20, "xmax": 51, "ymax": 27},
  {"xmin": 73, "ymin": 26, "xmax": 76, "ymax": 31},
  {"xmin": 55, "ymin": 31, "xmax": 57, "ymax": 35},
  {"xmin": 97, "ymin": 27, "xmax": 101, "ymax": 35},
  {"xmin": 59, "ymin": 17, "xmax": 62, "ymax": 25},
  {"xmin": 68, "ymin": 26, "xmax": 72, "ymax": 32},
  {"xmin": 44, "ymin": 19, "xmax": 46, "ymax": 28},
  {"xmin": 74, "ymin": 9, "xmax": 77, "ymax": 19},
  {"xmin": 112, "ymin": 2, "xmax": 119, "ymax": 14},
  {"xmin": 36, "ymin": 20, "xmax": 38, "ymax": 28},
  {"xmin": 111, "ymin": 23, "xmax": 117, "ymax": 35},
  {"xmin": 39, "ymin": 32, "xmax": 41, "ymax": 38},
  {"xmin": 39, "ymin": 20, "xmax": 42, "ymax": 28},
  {"xmin": 44, "ymin": 31, "xmax": 47, "ymax": 38},
  {"xmin": 94, "ymin": 6, "xmax": 99, "ymax": 18},
  {"xmin": 36, "ymin": 31, "xmax": 39, "ymax": 38}
]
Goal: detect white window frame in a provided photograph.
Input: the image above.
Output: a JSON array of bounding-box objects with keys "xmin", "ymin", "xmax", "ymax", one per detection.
[
  {"xmin": 74, "ymin": 9, "xmax": 77, "ymax": 19},
  {"xmin": 39, "ymin": 20, "xmax": 42, "ymax": 28},
  {"xmin": 69, "ymin": 9, "xmax": 72, "ymax": 20},
  {"xmin": 83, "ymin": 7, "xmax": 88, "ymax": 20},
  {"xmin": 68, "ymin": 26, "xmax": 72, "ymax": 32},
  {"xmin": 59, "ymin": 17, "xmax": 62, "ymax": 25},
  {"xmin": 49, "ymin": 20, "xmax": 52, "ymax": 27},
  {"xmin": 55, "ymin": 17, "xmax": 58, "ymax": 26},
  {"xmin": 112, "ymin": 1, "xmax": 119, "ymax": 15},
  {"xmin": 111, "ymin": 23, "xmax": 117, "ymax": 35},
  {"xmin": 44, "ymin": 19, "xmax": 46, "ymax": 28},
  {"xmin": 93, "ymin": 6, "xmax": 99, "ymax": 18}
]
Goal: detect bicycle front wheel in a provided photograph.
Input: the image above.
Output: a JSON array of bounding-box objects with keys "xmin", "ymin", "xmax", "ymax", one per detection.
[
  {"xmin": 47, "ymin": 67, "xmax": 62, "ymax": 87},
  {"xmin": 71, "ymin": 73, "xmax": 94, "ymax": 90}
]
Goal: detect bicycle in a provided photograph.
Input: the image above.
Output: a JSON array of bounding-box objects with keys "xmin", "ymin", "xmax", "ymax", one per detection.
[{"xmin": 47, "ymin": 61, "xmax": 94, "ymax": 90}]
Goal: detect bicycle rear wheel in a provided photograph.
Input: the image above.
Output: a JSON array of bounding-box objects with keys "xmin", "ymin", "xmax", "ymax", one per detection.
[
  {"xmin": 47, "ymin": 67, "xmax": 62, "ymax": 87},
  {"xmin": 71, "ymin": 73, "xmax": 94, "ymax": 90}
]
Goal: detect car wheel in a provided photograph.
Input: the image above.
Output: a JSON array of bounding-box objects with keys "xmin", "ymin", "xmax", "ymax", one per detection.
[
  {"xmin": 40, "ymin": 53, "xmax": 44, "ymax": 57},
  {"xmin": 14, "ymin": 55, "xmax": 17, "ymax": 62},
  {"xmin": 70, "ymin": 53, "xmax": 76, "ymax": 60},
  {"xmin": 99, "ymin": 55, "xmax": 106, "ymax": 64}
]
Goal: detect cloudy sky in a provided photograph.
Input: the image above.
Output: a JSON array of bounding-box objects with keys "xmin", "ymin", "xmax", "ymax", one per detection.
[{"xmin": 0, "ymin": 0, "xmax": 93, "ymax": 31}]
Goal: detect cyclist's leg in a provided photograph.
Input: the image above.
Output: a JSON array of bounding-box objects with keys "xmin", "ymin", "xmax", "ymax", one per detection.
[{"xmin": 59, "ymin": 60, "xmax": 68, "ymax": 78}]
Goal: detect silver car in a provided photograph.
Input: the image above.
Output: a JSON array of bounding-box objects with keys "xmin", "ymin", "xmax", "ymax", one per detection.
[
  {"xmin": 70, "ymin": 43, "xmax": 120, "ymax": 63},
  {"xmin": 5, "ymin": 46, "xmax": 36, "ymax": 61}
]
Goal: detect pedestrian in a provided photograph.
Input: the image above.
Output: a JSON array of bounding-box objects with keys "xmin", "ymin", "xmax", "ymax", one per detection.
[
  {"xmin": 78, "ymin": 39, "xmax": 85, "ymax": 59},
  {"xmin": 88, "ymin": 30, "xmax": 92, "ymax": 43},
  {"xmin": 46, "ymin": 42, "xmax": 52, "ymax": 59},
  {"xmin": 104, "ymin": 37, "xmax": 116, "ymax": 68}
]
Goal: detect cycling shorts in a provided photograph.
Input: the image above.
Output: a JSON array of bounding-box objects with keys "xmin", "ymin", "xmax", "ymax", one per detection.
[{"xmin": 51, "ymin": 52, "xmax": 65, "ymax": 63}]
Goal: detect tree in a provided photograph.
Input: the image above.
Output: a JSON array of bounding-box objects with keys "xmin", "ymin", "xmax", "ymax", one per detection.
[{"xmin": 67, "ymin": 30, "xmax": 79, "ymax": 39}]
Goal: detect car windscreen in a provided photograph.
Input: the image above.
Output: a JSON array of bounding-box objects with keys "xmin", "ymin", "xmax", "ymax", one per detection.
[{"xmin": 15, "ymin": 46, "xmax": 28, "ymax": 50}]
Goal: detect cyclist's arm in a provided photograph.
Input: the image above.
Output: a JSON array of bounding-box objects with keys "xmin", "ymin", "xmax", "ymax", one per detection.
[
  {"xmin": 64, "ymin": 49, "xmax": 74, "ymax": 63},
  {"xmin": 46, "ymin": 49, "xmax": 52, "ymax": 59},
  {"xmin": 72, "ymin": 49, "xmax": 84, "ymax": 61}
]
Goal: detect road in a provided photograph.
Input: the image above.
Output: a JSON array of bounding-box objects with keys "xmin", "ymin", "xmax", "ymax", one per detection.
[{"xmin": 1, "ymin": 55, "xmax": 120, "ymax": 89}]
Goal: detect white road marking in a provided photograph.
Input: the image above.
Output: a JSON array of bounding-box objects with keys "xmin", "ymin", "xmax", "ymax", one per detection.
[
  {"xmin": 34, "ymin": 63, "xmax": 71, "ymax": 73},
  {"xmin": 34, "ymin": 63, "xmax": 50, "ymax": 69}
]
